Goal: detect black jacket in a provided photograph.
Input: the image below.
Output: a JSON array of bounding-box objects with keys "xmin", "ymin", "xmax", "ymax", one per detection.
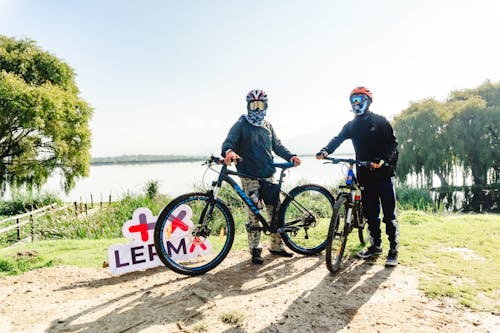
[
  {"xmin": 323, "ymin": 111, "xmax": 398, "ymax": 184},
  {"xmin": 221, "ymin": 115, "xmax": 295, "ymax": 178}
]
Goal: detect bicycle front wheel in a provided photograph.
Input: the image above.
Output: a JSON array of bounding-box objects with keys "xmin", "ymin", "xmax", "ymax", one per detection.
[
  {"xmin": 326, "ymin": 196, "xmax": 349, "ymax": 274},
  {"xmin": 355, "ymin": 206, "xmax": 368, "ymax": 246},
  {"xmin": 279, "ymin": 184, "xmax": 335, "ymax": 255},
  {"xmin": 154, "ymin": 192, "xmax": 235, "ymax": 276}
]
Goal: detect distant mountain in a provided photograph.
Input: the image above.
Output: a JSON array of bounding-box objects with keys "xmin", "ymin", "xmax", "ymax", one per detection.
[
  {"xmin": 285, "ymin": 126, "xmax": 354, "ymax": 156},
  {"xmin": 91, "ymin": 127, "xmax": 355, "ymax": 163},
  {"xmin": 90, "ymin": 154, "xmax": 205, "ymax": 165}
]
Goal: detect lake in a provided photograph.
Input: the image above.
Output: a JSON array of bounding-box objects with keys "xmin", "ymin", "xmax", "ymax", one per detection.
[{"xmin": 44, "ymin": 156, "xmax": 350, "ymax": 202}]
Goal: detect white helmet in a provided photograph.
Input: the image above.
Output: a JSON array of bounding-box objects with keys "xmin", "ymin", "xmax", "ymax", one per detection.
[{"xmin": 246, "ymin": 89, "xmax": 268, "ymax": 103}]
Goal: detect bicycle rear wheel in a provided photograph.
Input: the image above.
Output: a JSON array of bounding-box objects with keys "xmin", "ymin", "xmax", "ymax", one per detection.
[
  {"xmin": 279, "ymin": 184, "xmax": 335, "ymax": 255},
  {"xmin": 326, "ymin": 196, "xmax": 349, "ymax": 274},
  {"xmin": 154, "ymin": 192, "xmax": 235, "ymax": 276}
]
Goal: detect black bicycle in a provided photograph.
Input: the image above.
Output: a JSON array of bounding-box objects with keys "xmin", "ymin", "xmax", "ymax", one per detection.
[
  {"xmin": 323, "ymin": 157, "xmax": 371, "ymax": 274},
  {"xmin": 154, "ymin": 155, "xmax": 335, "ymax": 276}
]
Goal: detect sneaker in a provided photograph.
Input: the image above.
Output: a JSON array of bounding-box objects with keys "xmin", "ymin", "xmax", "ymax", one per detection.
[
  {"xmin": 385, "ymin": 250, "xmax": 398, "ymax": 267},
  {"xmin": 357, "ymin": 245, "xmax": 383, "ymax": 259},
  {"xmin": 251, "ymin": 248, "xmax": 264, "ymax": 265},
  {"xmin": 269, "ymin": 249, "xmax": 294, "ymax": 257}
]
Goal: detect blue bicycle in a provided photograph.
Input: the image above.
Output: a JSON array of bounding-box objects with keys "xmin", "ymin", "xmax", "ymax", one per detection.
[
  {"xmin": 323, "ymin": 157, "xmax": 370, "ymax": 274},
  {"xmin": 154, "ymin": 155, "xmax": 335, "ymax": 276}
]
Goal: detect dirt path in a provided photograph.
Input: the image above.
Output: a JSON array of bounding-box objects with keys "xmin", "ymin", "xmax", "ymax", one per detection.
[{"xmin": 1, "ymin": 248, "xmax": 498, "ymax": 333}]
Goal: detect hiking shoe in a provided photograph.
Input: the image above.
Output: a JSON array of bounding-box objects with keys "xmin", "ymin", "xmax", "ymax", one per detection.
[
  {"xmin": 251, "ymin": 248, "xmax": 264, "ymax": 265},
  {"xmin": 385, "ymin": 250, "xmax": 398, "ymax": 267},
  {"xmin": 357, "ymin": 245, "xmax": 383, "ymax": 259},
  {"xmin": 269, "ymin": 249, "xmax": 294, "ymax": 257}
]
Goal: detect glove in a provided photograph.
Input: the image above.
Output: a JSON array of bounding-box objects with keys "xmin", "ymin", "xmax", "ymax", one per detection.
[
  {"xmin": 370, "ymin": 159, "xmax": 385, "ymax": 169},
  {"xmin": 224, "ymin": 150, "xmax": 240, "ymax": 165},
  {"xmin": 290, "ymin": 156, "xmax": 301, "ymax": 166},
  {"xmin": 315, "ymin": 150, "xmax": 328, "ymax": 160}
]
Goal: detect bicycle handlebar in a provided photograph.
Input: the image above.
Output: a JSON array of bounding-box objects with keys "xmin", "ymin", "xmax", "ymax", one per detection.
[
  {"xmin": 203, "ymin": 155, "xmax": 224, "ymax": 166},
  {"xmin": 204, "ymin": 155, "xmax": 295, "ymax": 169},
  {"xmin": 273, "ymin": 161, "xmax": 295, "ymax": 169},
  {"xmin": 322, "ymin": 157, "xmax": 373, "ymax": 168}
]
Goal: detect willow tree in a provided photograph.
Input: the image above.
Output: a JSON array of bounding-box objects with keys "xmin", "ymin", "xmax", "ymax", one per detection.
[
  {"xmin": 0, "ymin": 35, "xmax": 93, "ymax": 193},
  {"xmin": 446, "ymin": 91, "xmax": 500, "ymax": 185},
  {"xmin": 394, "ymin": 80, "xmax": 500, "ymax": 188},
  {"xmin": 393, "ymin": 98, "xmax": 453, "ymax": 187}
]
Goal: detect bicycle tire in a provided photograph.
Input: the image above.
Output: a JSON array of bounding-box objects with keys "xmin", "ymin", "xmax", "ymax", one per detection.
[
  {"xmin": 279, "ymin": 184, "xmax": 335, "ymax": 255},
  {"xmin": 326, "ymin": 196, "xmax": 349, "ymax": 274},
  {"xmin": 154, "ymin": 192, "xmax": 235, "ymax": 276}
]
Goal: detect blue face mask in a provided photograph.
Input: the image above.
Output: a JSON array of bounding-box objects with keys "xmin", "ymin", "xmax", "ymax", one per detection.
[
  {"xmin": 350, "ymin": 94, "xmax": 370, "ymax": 116},
  {"xmin": 245, "ymin": 109, "xmax": 266, "ymax": 127}
]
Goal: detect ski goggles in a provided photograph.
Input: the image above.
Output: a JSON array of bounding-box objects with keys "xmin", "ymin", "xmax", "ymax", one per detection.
[
  {"xmin": 248, "ymin": 100, "xmax": 266, "ymax": 111},
  {"xmin": 350, "ymin": 94, "xmax": 366, "ymax": 105}
]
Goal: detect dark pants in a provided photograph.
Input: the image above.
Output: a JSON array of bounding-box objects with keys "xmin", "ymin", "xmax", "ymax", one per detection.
[{"xmin": 361, "ymin": 177, "xmax": 399, "ymax": 251}]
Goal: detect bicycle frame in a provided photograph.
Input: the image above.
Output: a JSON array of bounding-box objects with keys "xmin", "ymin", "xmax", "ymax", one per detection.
[
  {"xmin": 324, "ymin": 157, "xmax": 369, "ymax": 229},
  {"xmin": 205, "ymin": 157, "xmax": 294, "ymax": 234}
]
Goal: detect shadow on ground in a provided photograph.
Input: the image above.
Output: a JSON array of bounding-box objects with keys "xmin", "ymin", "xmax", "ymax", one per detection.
[{"xmin": 45, "ymin": 251, "xmax": 392, "ymax": 332}]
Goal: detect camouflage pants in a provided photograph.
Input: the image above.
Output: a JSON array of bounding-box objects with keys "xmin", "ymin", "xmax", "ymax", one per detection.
[{"xmin": 240, "ymin": 177, "xmax": 285, "ymax": 251}]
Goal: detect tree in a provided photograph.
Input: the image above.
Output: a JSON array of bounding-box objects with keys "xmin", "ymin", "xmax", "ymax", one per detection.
[
  {"xmin": 0, "ymin": 35, "xmax": 93, "ymax": 193},
  {"xmin": 393, "ymin": 98, "xmax": 453, "ymax": 187},
  {"xmin": 447, "ymin": 97, "xmax": 499, "ymax": 185},
  {"xmin": 448, "ymin": 81, "xmax": 500, "ymax": 184},
  {"xmin": 393, "ymin": 80, "xmax": 500, "ymax": 188}
]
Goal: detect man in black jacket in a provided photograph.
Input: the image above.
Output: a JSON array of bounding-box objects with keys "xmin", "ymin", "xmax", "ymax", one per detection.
[
  {"xmin": 222, "ymin": 89, "xmax": 301, "ymax": 264},
  {"xmin": 316, "ymin": 86, "xmax": 400, "ymax": 267}
]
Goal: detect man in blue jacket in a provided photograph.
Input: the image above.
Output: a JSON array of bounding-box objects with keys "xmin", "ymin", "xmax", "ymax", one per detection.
[
  {"xmin": 317, "ymin": 86, "xmax": 400, "ymax": 267},
  {"xmin": 222, "ymin": 89, "xmax": 302, "ymax": 264}
]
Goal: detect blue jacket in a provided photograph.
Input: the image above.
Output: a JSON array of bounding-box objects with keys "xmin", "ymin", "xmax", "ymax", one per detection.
[{"xmin": 221, "ymin": 115, "xmax": 295, "ymax": 178}]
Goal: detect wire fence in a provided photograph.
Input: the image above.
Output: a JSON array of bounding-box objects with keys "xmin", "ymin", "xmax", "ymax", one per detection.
[{"xmin": 0, "ymin": 194, "xmax": 114, "ymax": 246}]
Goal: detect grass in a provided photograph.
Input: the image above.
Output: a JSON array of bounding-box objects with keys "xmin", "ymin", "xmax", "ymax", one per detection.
[
  {"xmin": 327, "ymin": 210, "xmax": 500, "ymax": 312},
  {"xmin": 0, "ymin": 209, "xmax": 498, "ymax": 312},
  {"xmin": 192, "ymin": 322, "xmax": 208, "ymax": 332},
  {"xmin": 220, "ymin": 310, "xmax": 245, "ymax": 325},
  {"xmin": 0, "ymin": 238, "xmax": 127, "ymax": 275},
  {"xmin": 398, "ymin": 211, "xmax": 500, "ymax": 311},
  {"xmin": 0, "ymin": 193, "xmax": 169, "ymax": 246}
]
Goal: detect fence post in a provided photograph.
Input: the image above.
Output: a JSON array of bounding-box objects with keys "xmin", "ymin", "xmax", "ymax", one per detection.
[
  {"xmin": 16, "ymin": 218, "xmax": 20, "ymax": 240},
  {"xmin": 74, "ymin": 201, "xmax": 78, "ymax": 216},
  {"xmin": 84, "ymin": 203, "xmax": 88, "ymax": 215},
  {"xmin": 30, "ymin": 205, "xmax": 34, "ymax": 242},
  {"xmin": 91, "ymin": 194, "xmax": 94, "ymax": 208},
  {"xmin": 109, "ymin": 194, "xmax": 111, "ymax": 207}
]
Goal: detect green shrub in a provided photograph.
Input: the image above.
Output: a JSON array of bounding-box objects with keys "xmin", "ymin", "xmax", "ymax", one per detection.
[
  {"xmin": 144, "ymin": 179, "xmax": 160, "ymax": 200},
  {"xmin": 396, "ymin": 185, "xmax": 433, "ymax": 211},
  {"xmin": 35, "ymin": 192, "xmax": 171, "ymax": 240},
  {"xmin": 0, "ymin": 190, "xmax": 61, "ymax": 216}
]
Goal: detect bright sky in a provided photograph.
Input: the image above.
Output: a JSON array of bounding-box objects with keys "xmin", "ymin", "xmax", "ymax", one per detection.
[{"xmin": 1, "ymin": 0, "xmax": 499, "ymax": 157}]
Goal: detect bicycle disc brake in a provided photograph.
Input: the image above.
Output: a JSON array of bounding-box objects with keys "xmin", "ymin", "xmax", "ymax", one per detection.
[{"xmin": 193, "ymin": 213, "xmax": 212, "ymax": 238}]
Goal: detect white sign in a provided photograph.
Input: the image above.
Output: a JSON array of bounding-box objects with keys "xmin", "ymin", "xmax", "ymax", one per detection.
[
  {"xmin": 107, "ymin": 205, "xmax": 214, "ymax": 275},
  {"xmin": 107, "ymin": 207, "xmax": 162, "ymax": 275}
]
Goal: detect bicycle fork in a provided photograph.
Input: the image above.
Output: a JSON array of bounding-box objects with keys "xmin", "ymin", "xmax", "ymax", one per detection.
[{"xmin": 193, "ymin": 186, "xmax": 220, "ymax": 238}]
